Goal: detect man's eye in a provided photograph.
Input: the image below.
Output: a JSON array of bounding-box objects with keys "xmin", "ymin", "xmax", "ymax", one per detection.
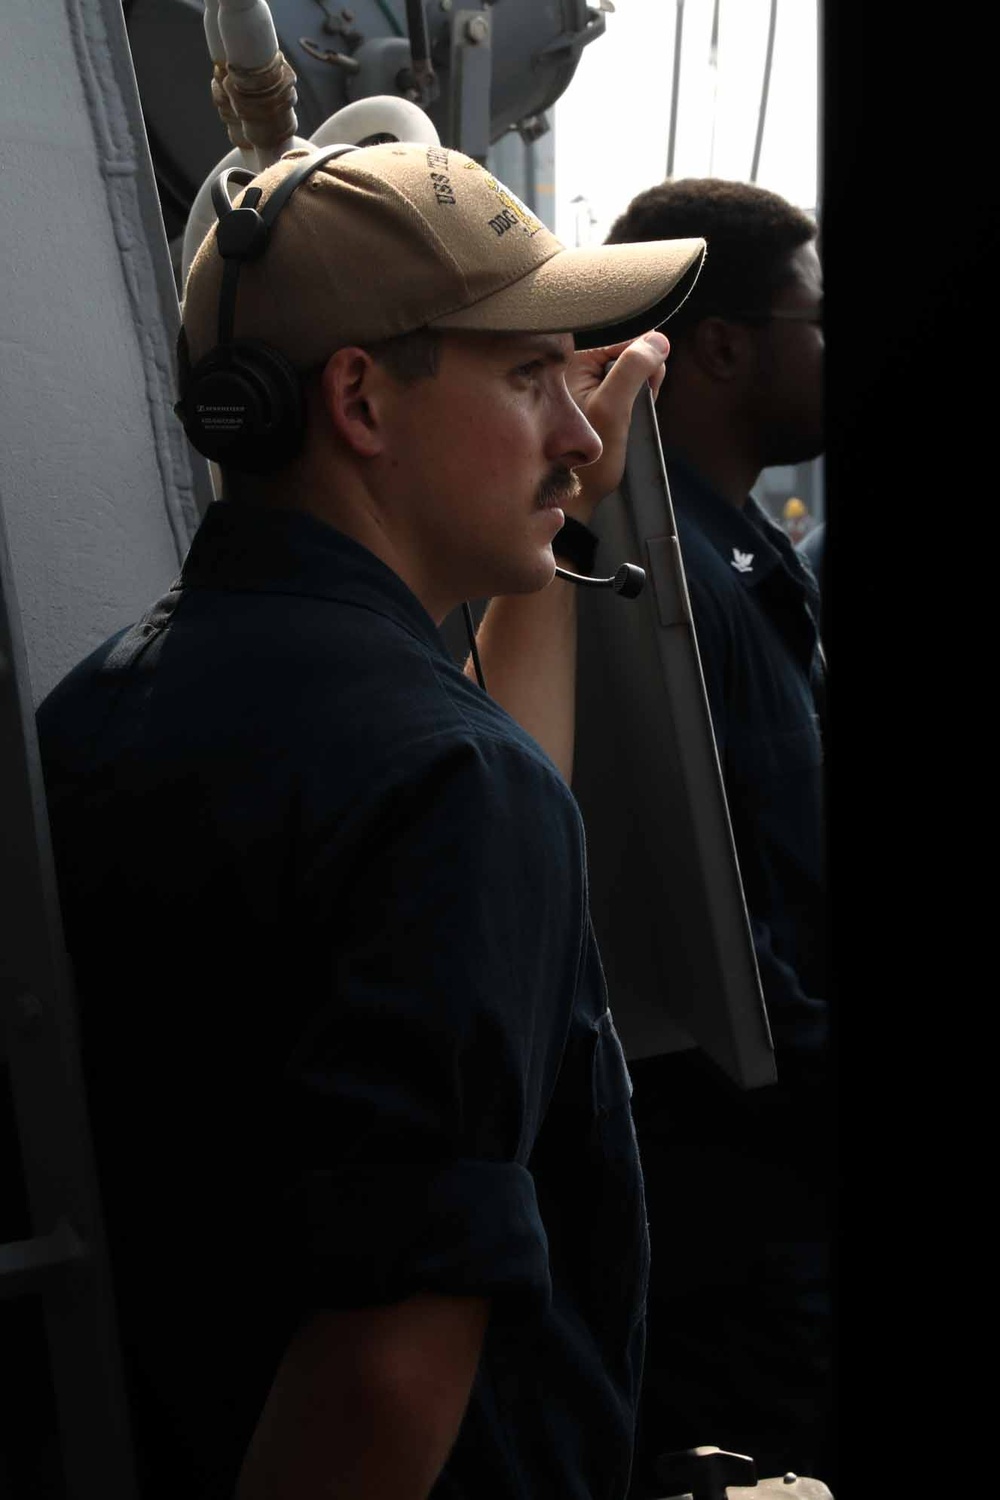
[{"xmin": 514, "ymin": 361, "xmax": 544, "ymax": 378}]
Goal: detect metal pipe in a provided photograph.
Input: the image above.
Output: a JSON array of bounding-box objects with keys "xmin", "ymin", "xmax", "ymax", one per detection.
[
  {"xmin": 524, "ymin": 136, "xmax": 537, "ymax": 215},
  {"xmin": 749, "ymin": 0, "xmax": 779, "ymax": 183},
  {"xmin": 217, "ymin": 0, "xmax": 281, "ymax": 70},
  {"xmin": 815, "ymin": 0, "xmax": 824, "ymax": 224},
  {"xmin": 707, "ymin": 0, "xmax": 719, "ymax": 175},
  {"xmin": 404, "ymin": 0, "xmax": 437, "ymax": 106},
  {"xmin": 217, "ymin": 0, "xmax": 299, "ymax": 170},
  {"xmin": 204, "ymin": 0, "xmax": 255, "ymax": 160},
  {"xmin": 666, "ymin": 0, "xmax": 685, "ymax": 178}
]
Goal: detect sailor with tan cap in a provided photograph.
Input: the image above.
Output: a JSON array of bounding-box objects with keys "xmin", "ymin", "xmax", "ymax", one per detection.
[{"xmin": 37, "ymin": 141, "xmax": 704, "ymax": 1500}]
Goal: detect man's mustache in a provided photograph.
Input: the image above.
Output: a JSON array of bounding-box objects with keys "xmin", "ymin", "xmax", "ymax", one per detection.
[{"xmin": 537, "ymin": 467, "xmax": 582, "ymax": 510}]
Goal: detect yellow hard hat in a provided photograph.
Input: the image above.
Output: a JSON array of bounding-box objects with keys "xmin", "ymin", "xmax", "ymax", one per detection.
[{"xmin": 783, "ymin": 497, "xmax": 807, "ymax": 519}]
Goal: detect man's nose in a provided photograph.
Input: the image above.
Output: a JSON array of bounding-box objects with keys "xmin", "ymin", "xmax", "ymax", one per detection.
[{"xmin": 550, "ymin": 394, "xmax": 602, "ymax": 470}]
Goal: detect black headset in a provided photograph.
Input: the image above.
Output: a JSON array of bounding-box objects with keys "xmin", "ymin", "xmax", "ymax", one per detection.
[
  {"xmin": 174, "ymin": 143, "xmax": 361, "ymax": 474},
  {"xmin": 174, "ymin": 140, "xmax": 645, "ymax": 681}
]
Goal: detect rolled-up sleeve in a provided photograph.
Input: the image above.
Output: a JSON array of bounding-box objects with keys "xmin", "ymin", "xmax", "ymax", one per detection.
[{"xmin": 276, "ymin": 734, "xmax": 587, "ymax": 1320}]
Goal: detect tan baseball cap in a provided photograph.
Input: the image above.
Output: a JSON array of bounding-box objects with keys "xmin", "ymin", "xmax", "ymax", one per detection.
[{"xmin": 181, "ymin": 142, "xmax": 706, "ymax": 367}]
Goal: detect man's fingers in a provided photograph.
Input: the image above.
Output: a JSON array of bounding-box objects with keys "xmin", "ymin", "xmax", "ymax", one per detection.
[
  {"xmin": 589, "ymin": 331, "xmax": 667, "ymax": 363},
  {"xmin": 589, "ymin": 331, "xmax": 669, "ymax": 418},
  {"xmin": 571, "ymin": 330, "xmax": 671, "ymax": 505}
]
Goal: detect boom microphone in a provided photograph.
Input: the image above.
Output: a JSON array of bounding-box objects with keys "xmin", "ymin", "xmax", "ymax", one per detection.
[
  {"xmin": 462, "ymin": 561, "xmax": 645, "ymax": 692},
  {"xmin": 554, "ymin": 563, "xmax": 646, "ymax": 598}
]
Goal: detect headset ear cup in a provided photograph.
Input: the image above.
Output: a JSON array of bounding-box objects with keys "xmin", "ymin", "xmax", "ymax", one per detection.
[
  {"xmin": 177, "ymin": 149, "xmax": 365, "ymax": 473},
  {"xmin": 177, "ymin": 340, "xmax": 306, "ymax": 473}
]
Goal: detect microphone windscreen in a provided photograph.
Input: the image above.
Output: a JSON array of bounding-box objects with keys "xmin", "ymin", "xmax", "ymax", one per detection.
[{"xmin": 613, "ymin": 563, "xmax": 645, "ymax": 599}]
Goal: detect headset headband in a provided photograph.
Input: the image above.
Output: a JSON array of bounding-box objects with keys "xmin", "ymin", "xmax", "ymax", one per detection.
[{"xmin": 211, "ymin": 144, "xmax": 362, "ymax": 348}]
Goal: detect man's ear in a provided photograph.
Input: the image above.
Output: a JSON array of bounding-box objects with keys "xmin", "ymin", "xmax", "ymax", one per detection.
[
  {"xmin": 318, "ymin": 348, "xmax": 389, "ymax": 458},
  {"xmin": 689, "ymin": 316, "xmax": 754, "ymax": 383}
]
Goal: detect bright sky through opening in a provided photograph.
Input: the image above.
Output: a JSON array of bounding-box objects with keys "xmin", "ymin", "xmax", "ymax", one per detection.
[{"xmin": 553, "ymin": 0, "xmax": 819, "ymax": 247}]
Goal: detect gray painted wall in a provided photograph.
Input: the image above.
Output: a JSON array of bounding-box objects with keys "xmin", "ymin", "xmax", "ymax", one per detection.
[{"xmin": 0, "ymin": 0, "xmax": 213, "ymax": 706}]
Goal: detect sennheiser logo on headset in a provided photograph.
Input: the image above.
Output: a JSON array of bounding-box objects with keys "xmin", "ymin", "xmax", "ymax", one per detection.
[{"xmin": 197, "ymin": 401, "xmax": 247, "ymax": 432}]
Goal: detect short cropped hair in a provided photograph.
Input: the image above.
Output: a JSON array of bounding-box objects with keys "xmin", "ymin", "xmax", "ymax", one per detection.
[
  {"xmin": 606, "ymin": 179, "xmax": 816, "ymax": 336},
  {"xmin": 221, "ymin": 328, "xmax": 442, "ymax": 494},
  {"xmin": 366, "ymin": 327, "xmax": 442, "ymax": 385}
]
